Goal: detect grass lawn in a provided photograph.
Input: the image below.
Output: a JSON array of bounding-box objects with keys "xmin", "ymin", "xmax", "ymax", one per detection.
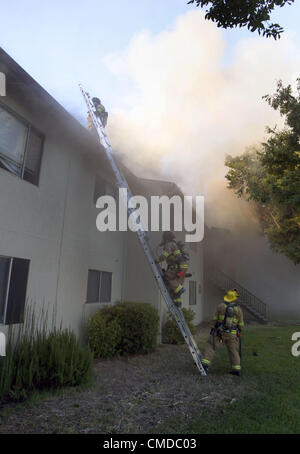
[
  {"xmin": 154, "ymin": 324, "xmax": 300, "ymax": 434},
  {"xmin": 0, "ymin": 324, "xmax": 299, "ymax": 434}
]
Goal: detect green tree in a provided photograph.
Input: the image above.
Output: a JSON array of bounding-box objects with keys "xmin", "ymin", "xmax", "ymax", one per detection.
[
  {"xmin": 188, "ymin": 0, "xmax": 294, "ymax": 39},
  {"xmin": 225, "ymin": 79, "xmax": 300, "ymax": 264}
]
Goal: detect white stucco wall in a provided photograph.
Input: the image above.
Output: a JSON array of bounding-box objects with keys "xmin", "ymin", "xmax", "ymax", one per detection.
[
  {"xmin": 0, "ymin": 95, "xmax": 125, "ymax": 338},
  {"xmin": 0, "ymin": 92, "xmax": 205, "ymax": 344}
]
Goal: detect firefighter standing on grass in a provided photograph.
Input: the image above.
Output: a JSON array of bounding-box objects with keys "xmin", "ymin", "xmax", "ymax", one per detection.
[
  {"xmin": 201, "ymin": 289, "xmax": 244, "ymax": 376},
  {"xmin": 155, "ymin": 232, "xmax": 189, "ymax": 308}
]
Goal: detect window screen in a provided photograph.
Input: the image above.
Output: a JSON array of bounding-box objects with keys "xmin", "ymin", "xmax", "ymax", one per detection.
[{"xmin": 86, "ymin": 270, "xmax": 112, "ymax": 303}]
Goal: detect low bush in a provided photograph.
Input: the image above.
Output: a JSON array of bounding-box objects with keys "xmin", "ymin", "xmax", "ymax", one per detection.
[
  {"xmin": 0, "ymin": 308, "xmax": 93, "ymax": 401},
  {"xmin": 162, "ymin": 308, "xmax": 196, "ymax": 345},
  {"xmin": 87, "ymin": 302, "xmax": 159, "ymax": 358},
  {"xmin": 87, "ymin": 309, "xmax": 122, "ymax": 358}
]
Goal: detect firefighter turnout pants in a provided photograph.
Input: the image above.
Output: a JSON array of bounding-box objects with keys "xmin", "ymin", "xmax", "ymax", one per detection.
[
  {"xmin": 202, "ymin": 332, "xmax": 241, "ymax": 372},
  {"xmin": 165, "ymin": 268, "xmax": 186, "ymax": 305}
]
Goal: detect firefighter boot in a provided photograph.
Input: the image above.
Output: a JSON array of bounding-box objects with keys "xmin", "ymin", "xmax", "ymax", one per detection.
[
  {"xmin": 202, "ymin": 364, "xmax": 209, "ymax": 373},
  {"xmin": 230, "ymin": 370, "xmax": 241, "ymax": 377}
]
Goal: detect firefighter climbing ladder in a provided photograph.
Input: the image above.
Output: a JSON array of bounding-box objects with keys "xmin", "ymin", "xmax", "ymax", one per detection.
[{"xmin": 80, "ymin": 85, "xmax": 206, "ymax": 377}]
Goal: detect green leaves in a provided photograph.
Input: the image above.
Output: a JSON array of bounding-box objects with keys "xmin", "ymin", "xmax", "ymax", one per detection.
[
  {"xmin": 187, "ymin": 0, "xmax": 294, "ymax": 39},
  {"xmin": 225, "ymin": 79, "xmax": 300, "ymax": 264},
  {"xmin": 0, "ymin": 327, "xmax": 93, "ymax": 401},
  {"xmin": 87, "ymin": 302, "xmax": 159, "ymax": 358},
  {"xmin": 162, "ymin": 308, "xmax": 196, "ymax": 344}
]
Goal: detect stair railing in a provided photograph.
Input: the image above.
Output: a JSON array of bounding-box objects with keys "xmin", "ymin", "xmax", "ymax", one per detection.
[{"xmin": 206, "ymin": 266, "xmax": 268, "ymax": 319}]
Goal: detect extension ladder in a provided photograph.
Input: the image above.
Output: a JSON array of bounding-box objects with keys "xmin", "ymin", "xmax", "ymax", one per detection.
[{"xmin": 79, "ymin": 85, "xmax": 206, "ymax": 376}]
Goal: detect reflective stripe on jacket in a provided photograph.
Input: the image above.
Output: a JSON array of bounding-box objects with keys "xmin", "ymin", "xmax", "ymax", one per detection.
[
  {"xmin": 157, "ymin": 240, "xmax": 183, "ymax": 265},
  {"xmin": 211, "ymin": 302, "xmax": 244, "ymax": 332},
  {"xmin": 96, "ymin": 104, "xmax": 105, "ymax": 115}
]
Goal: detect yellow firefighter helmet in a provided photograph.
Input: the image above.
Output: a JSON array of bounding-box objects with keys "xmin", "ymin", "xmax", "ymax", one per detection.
[{"xmin": 224, "ymin": 290, "xmax": 238, "ymax": 303}]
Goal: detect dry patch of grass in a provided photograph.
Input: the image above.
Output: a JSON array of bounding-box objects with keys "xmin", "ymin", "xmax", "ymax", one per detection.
[{"xmin": 0, "ymin": 323, "xmax": 245, "ymax": 434}]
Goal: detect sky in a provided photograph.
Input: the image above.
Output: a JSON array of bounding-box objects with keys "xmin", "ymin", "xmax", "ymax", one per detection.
[
  {"xmin": 1, "ymin": 0, "xmax": 299, "ymax": 115},
  {"xmin": 1, "ymin": 0, "xmax": 300, "ymax": 229}
]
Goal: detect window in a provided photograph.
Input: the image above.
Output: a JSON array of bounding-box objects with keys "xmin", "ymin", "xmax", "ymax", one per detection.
[
  {"xmin": 94, "ymin": 175, "xmax": 116, "ymax": 204},
  {"xmin": 0, "ymin": 255, "xmax": 30, "ymax": 324},
  {"xmin": 86, "ymin": 270, "xmax": 112, "ymax": 303},
  {"xmin": 0, "ymin": 103, "xmax": 44, "ymax": 185},
  {"xmin": 189, "ymin": 280, "xmax": 197, "ymax": 306}
]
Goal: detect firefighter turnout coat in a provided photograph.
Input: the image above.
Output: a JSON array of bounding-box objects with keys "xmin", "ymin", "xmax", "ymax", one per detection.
[
  {"xmin": 202, "ymin": 301, "xmax": 244, "ymax": 372},
  {"xmin": 156, "ymin": 239, "xmax": 188, "ymax": 305}
]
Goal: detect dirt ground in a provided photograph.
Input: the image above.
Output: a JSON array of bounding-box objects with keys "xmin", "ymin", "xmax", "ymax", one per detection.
[{"xmin": 0, "ymin": 324, "xmax": 245, "ymax": 434}]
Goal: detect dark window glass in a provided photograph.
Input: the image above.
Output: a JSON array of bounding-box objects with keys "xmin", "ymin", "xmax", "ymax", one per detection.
[
  {"xmin": 23, "ymin": 129, "xmax": 43, "ymax": 185},
  {"xmin": 86, "ymin": 270, "xmax": 112, "ymax": 303},
  {"xmin": 86, "ymin": 270, "xmax": 100, "ymax": 303},
  {"xmin": 5, "ymin": 258, "xmax": 30, "ymax": 324},
  {"xmin": 0, "ymin": 255, "xmax": 30, "ymax": 324},
  {"xmin": 100, "ymin": 272, "xmax": 112, "ymax": 302},
  {"xmin": 189, "ymin": 280, "xmax": 197, "ymax": 306},
  {"xmin": 0, "ymin": 104, "xmax": 43, "ymax": 186},
  {"xmin": 0, "ymin": 257, "xmax": 11, "ymax": 323}
]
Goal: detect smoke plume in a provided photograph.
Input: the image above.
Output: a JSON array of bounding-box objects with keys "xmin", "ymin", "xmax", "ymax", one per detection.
[{"xmin": 104, "ymin": 10, "xmax": 300, "ymax": 231}]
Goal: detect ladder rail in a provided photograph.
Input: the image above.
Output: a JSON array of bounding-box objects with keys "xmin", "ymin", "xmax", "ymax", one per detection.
[{"xmin": 80, "ymin": 85, "xmax": 206, "ymax": 376}]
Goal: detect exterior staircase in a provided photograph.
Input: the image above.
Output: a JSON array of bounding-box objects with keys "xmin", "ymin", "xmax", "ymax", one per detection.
[{"xmin": 207, "ymin": 266, "xmax": 269, "ymax": 324}]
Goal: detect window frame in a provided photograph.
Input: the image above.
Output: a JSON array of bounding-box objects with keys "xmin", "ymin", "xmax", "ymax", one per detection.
[
  {"xmin": 86, "ymin": 269, "xmax": 112, "ymax": 304},
  {"xmin": 0, "ymin": 100, "xmax": 44, "ymax": 186},
  {"xmin": 0, "ymin": 255, "xmax": 30, "ymax": 325}
]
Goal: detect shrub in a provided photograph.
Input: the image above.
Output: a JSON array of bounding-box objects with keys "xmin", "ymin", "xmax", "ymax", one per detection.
[
  {"xmin": 162, "ymin": 308, "xmax": 196, "ymax": 345},
  {"xmin": 114, "ymin": 302, "xmax": 159, "ymax": 355},
  {"xmin": 87, "ymin": 309, "xmax": 122, "ymax": 358},
  {"xmin": 0, "ymin": 308, "xmax": 93, "ymax": 401},
  {"xmin": 87, "ymin": 302, "xmax": 159, "ymax": 358}
]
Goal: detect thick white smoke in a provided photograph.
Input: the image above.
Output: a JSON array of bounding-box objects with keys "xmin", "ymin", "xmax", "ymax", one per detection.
[{"xmin": 104, "ymin": 10, "xmax": 300, "ymax": 230}]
